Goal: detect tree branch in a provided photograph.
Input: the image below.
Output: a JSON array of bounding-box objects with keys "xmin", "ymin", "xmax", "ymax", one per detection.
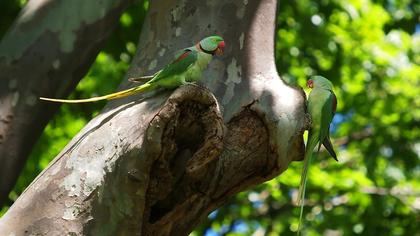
[
  {"xmin": 334, "ymin": 127, "xmax": 373, "ymax": 147},
  {"xmin": 0, "ymin": 0, "xmax": 135, "ymax": 205}
]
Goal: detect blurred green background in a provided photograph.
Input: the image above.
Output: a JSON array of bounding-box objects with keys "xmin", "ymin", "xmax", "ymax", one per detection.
[{"xmin": 1, "ymin": 0, "xmax": 419, "ymax": 235}]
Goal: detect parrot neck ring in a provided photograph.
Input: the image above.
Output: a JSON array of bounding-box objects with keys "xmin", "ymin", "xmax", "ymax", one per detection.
[
  {"xmin": 198, "ymin": 43, "xmax": 214, "ymax": 55},
  {"xmin": 307, "ymin": 79, "xmax": 314, "ymax": 88},
  {"xmin": 197, "ymin": 41, "xmax": 225, "ymax": 56},
  {"xmin": 216, "ymin": 41, "xmax": 225, "ymax": 55}
]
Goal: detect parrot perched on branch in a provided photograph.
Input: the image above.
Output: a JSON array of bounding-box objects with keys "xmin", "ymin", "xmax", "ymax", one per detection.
[
  {"xmin": 297, "ymin": 76, "xmax": 338, "ymax": 235},
  {"xmin": 40, "ymin": 35, "xmax": 225, "ymax": 103}
]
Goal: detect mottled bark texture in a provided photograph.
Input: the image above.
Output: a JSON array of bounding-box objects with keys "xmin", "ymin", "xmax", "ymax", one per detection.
[
  {"xmin": 0, "ymin": 0, "xmax": 306, "ymax": 235},
  {"xmin": 0, "ymin": 0, "xmax": 135, "ymax": 206}
]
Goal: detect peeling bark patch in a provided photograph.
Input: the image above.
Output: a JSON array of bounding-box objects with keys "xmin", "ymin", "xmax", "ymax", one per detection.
[
  {"xmin": 8, "ymin": 79, "xmax": 17, "ymax": 90},
  {"xmin": 239, "ymin": 33, "xmax": 245, "ymax": 49},
  {"xmin": 171, "ymin": 1, "xmax": 186, "ymax": 23},
  {"xmin": 175, "ymin": 27, "xmax": 182, "ymax": 37},
  {"xmin": 236, "ymin": 6, "xmax": 245, "ymax": 18},
  {"xmin": 61, "ymin": 139, "xmax": 121, "ymax": 198},
  {"xmin": 183, "ymin": 4, "xmax": 197, "ymax": 18},
  {"xmin": 148, "ymin": 59, "xmax": 157, "ymax": 70},
  {"xmin": 222, "ymin": 58, "xmax": 242, "ymax": 105},
  {"xmin": 25, "ymin": 94, "xmax": 37, "ymax": 106},
  {"xmin": 158, "ymin": 48, "xmax": 166, "ymax": 57},
  {"xmin": 59, "ymin": 32, "xmax": 77, "ymax": 53},
  {"xmin": 236, "ymin": 0, "xmax": 249, "ymax": 19},
  {"xmin": 62, "ymin": 206, "xmax": 81, "ymax": 220},
  {"xmin": 11, "ymin": 92, "xmax": 19, "ymax": 107},
  {"xmin": 52, "ymin": 59, "xmax": 61, "ymax": 69},
  {"xmin": 61, "ymin": 172, "xmax": 82, "ymax": 197},
  {"xmin": 1, "ymin": 0, "xmax": 120, "ymax": 60}
]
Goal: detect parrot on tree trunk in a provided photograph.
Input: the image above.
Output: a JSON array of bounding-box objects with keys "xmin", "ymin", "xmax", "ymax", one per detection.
[
  {"xmin": 297, "ymin": 76, "xmax": 338, "ymax": 235},
  {"xmin": 40, "ymin": 36, "xmax": 225, "ymax": 103}
]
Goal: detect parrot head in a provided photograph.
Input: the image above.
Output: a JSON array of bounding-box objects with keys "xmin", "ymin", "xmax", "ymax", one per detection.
[
  {"xmin": 199, "ymin": 36, "xmax": 225, "ymax": 56},
  {"xmin": 307, "ymin": 76, "xmax": 334, "ymax": 90}
]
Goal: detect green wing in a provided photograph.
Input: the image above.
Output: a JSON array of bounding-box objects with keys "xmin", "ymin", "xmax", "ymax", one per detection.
[
  {"xmin": 318, "ymin": 91, "xmax": 335, "ymax": 150},
  {"xmin": 147, "ymin": 49, "xmax": 198, "ymax": 84}
]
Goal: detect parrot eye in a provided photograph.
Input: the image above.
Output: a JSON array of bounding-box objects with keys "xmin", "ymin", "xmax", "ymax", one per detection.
[{"xmin": 307, "ymin": 79, "xmax": 314, "ymax": 88}]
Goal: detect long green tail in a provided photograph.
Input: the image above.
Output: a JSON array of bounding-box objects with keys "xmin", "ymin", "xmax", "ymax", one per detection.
[
  {"xmin": 40, "ymin": 83, "xmax": 155, "ymax": 103},
  {"xmin": 297, "ymin": 152, "xmax": 312, "ymax": 235},
  {"xmin": 297, "ymin": 134, "xmax": 318, "ymax": 235}
]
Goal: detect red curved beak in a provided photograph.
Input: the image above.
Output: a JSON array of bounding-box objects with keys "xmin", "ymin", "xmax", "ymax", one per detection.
[
  {"xmin": 215, "ymin": 41, "xmax": 225, "ymax": 56},
  {"xmin": 307, "ymin": 79, "xmax": 314, "ymax": 88}
]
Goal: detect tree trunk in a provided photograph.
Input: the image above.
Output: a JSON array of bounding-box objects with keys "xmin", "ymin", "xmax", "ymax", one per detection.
[
  {"xmin": 0, "ymin": 0, "xmax": 306, "ymax": 235},
  {"xmin": 0, "ymin": 0, "xmax": 135, "ymax": 206}
]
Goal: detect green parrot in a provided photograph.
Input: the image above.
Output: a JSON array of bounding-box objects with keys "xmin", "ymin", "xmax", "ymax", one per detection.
[
  {"xmin": 40, "ymin": 35, "xmax": 225, "ymax": 103},
  {"xmin": 297, "ymin": 76, "xmax": 338, "ymax": 235}
]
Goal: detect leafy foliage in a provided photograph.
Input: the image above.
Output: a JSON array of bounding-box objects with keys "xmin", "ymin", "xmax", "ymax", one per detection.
[{"xmin": 1, "ymin": 0, "xmax": 419, "ymax": 235}]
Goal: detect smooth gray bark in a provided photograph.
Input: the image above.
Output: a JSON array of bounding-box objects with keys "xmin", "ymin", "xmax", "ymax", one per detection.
[
  {"xmin": 0, "ymin": 0, "xmax": 306, "ymax": 235},
  {"xmin": 0, "ymin": 0, "xmax": 134, "ymax": 205}
]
